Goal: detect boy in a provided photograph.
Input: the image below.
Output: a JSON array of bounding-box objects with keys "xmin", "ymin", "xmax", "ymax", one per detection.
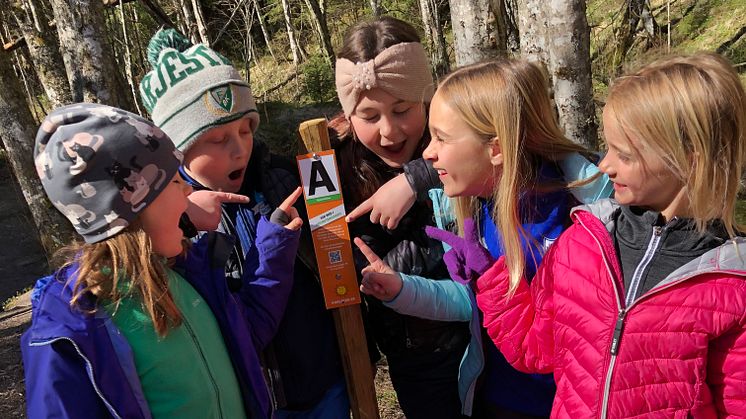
[{"xmin": 139, "ymin": 29, "xmax": 350, "ymax": 418}]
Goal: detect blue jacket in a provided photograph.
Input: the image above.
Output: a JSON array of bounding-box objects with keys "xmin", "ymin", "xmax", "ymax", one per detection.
[
  {"xmin": 21, "ymin": 222, "xmax": 299, "ymax": 419},
  {"xmin": 386, "ymin": 155, "xmax": 612, "ymax": 416}
]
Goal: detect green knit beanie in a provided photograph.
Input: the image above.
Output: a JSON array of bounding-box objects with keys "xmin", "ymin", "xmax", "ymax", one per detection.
[{"xmin": 139, "ymin": 29, "xmax": 260, "ymax": 152}]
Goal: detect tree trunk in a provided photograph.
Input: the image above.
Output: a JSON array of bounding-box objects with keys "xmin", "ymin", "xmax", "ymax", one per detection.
[
  {"xmin": 0, "ymin": 49, "xmax": 76, "ymax": 255},
  {"xmin": 495, "ymin": 0, "xmax": 520, "ymax": 55},
  {"xmin": 449, "ymin": 0, "xmax": 498, "ymax": 66},
  {"xmin": 117, "ymin": 0, "xmax": 143, "ymax": 114},
  {"xmin": 12, "ymin": 0, "xmax": 72, "ymax": 109},
  {"xmin": 302, "ymin": 0, "xmax": 334, "ymax": 67},
  {"xmin": 191, "ymin": 0, "xmax": 210, "ymax": 46},
  {"xmin": 179, "ymin": 0, "xmax": 199, "ymax": 43},
  {"xmin": 516, "ymin": 0, "xmax": 550, "ymax": 66},
  {"xmin": 254, "ymin": 0, "xmax": 276, "ymax": 61},
  {"xmin": 611, "ymin": 0, "xmax": 645, "ymax": 75},
  {"xmin": 47, "ymin": 0, "xmax": 134, "ymax": 110},
  {"xmin": 369, "ymin": 0, "xmax": 380, "ymax": 16},
  {"xmin": 281, "ymin": 0, "xmax": 305, "ymax": 65},
  {"xmin": 546, "ymin": 0, "xmax": 597, "ymax": 148},
  {"xmin": 419, "ymin": 0, "xmax": 450, "ymax": 77}
]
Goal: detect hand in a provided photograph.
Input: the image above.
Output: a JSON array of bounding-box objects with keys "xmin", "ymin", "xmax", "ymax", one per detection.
[
  {"xmin": 354, "ymin": 237, "xmax": 403, "ymax": 301},
  {"xmin": 276, "ymin": 187, "xmax": 304, "ymax": 231},
  {"xmin": 425, "ymin": 218, "xmax": 495, "ymax": 285},
  {"xmin": 186, "ymin": 190, "xmax": 250, "ymax": 231},
  {"xmin": 346, "ymin": 173, "xmax": 415, "ymax": 230}
]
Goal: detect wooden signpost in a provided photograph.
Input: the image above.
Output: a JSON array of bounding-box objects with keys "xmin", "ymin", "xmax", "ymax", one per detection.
[{"xmin": 297, "ymin": 118, "xmax": 380, "ymax": 419}]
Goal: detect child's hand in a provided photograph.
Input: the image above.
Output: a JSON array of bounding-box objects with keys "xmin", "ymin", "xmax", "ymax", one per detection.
[
  {"xmin": 425, "ymin": 219, "xmax": 495, "ymax": 285},
  {"xmin": 346, "ymin": 173, "xmax": 415, "ymax": 230},
  {"xmin": 274, "ymin": 187, "xmax": 304, "ymax": 231},
  {"xmin": 186, "ymin": 190, "xmax": 251, "ymax": 231},
  {"xmin": 354, "ymin": 237, "xmax": 403, "ymax": 300}
]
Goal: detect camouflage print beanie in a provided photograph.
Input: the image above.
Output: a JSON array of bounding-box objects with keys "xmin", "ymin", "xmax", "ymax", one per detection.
[
  {"xmin": 138, "ymin": 29, "xmax": 260, "ymax": 153},
  {"xmin": 34, "ymin": 103, "xmax": 183, "ymax": 244}
]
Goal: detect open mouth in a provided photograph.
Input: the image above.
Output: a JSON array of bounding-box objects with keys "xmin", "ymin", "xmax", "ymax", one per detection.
[
  {"xmin": 228, "ymin": 169, "xmax": 243, "ymax": 181},
  {"xmin": 384, "ymin": 142, "xmax": 406, "ymax": 154}
]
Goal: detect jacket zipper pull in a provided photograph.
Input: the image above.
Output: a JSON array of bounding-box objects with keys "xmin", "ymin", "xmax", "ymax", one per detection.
[{"xmin": 610, "ymin": 309, "xmax": 627, "ymax": 355}]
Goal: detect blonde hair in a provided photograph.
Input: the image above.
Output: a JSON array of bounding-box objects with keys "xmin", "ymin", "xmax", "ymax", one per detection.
[
  {"xmin": 438, "ymin": 59, "xmax": 592, "ymax": 293},
  {"xmin": 56, "ymin": 225, "xmax": 184, "ymax": 337},
  {"xmin": 606, "ymin": 52, "xmax": 746, "ymax": 237}
]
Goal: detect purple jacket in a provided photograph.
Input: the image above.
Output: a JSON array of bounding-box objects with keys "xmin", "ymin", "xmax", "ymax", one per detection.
[{"xmin": 21, "ymin": 218, "xmax": 299, "ymax": 419}]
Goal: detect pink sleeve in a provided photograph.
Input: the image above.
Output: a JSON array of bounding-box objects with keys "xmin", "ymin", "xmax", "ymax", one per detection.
[
  {"xmin": 709, "ymin": 316, "xmax": 746, "ymax": 417},
  {"xmin": 474, "ymin": 245, "xmax": 558, "ymax": 374}
]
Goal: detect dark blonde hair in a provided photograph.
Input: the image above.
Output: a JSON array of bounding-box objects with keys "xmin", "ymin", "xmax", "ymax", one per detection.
[
  {"xmin": 437, "ymin": 59, "xmax": 593, "ymax": 292},
  {"xmin": 57, "ymin": 224, "xmax": 184, "ymax": 337},
  {"xmin": 606, "ymin": 52, "xmax": 746, "ymax": 237}
]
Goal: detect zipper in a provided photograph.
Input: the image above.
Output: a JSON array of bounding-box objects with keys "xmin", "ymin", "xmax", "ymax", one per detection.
[
  {"xmin": 181, "ymin": 318, "xmax": 224, "ymax": 419},
  {"xmin": 30, "ymin": 337, "xmax": 122, "ymax": 419},
  {"xmin": 625, "ymin": 226, "xmax": 662, "ymax": 307}
]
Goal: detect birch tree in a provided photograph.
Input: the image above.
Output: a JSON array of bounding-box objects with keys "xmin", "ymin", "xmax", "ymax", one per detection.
[
  {"xmin": 191, "ymin": 0, "xmax": 210, "ymax": 46},
  {"xmin": 11, "ymin": 0, "xmax": 72, "ymax": 108},
  {"xmin": 48, "ymin": 0, "xmax": 133, "ymax": 110},
  {"xmin": 449, "ymin": 0, "xmax": 498, "ymax": 66},
  {"xmin": 281, "ymin": 0, "xmax": 306, "ymax": 65},
  {"xmin": 0, "ymin": 49, "xmax": 75, "ymax": 255},
  {"xmin": 419, "ymin": 0, "xmax": 449, "ymax": 77},
  {"xmin": 546, "ymin": 0, "xmax": 597, "ymax": 148},
  {"xmin": 302, "ymin": 0, "xmax": 334, "ymax": 66}
]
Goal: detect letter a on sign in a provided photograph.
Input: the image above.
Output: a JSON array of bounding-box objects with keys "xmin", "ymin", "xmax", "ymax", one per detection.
[{"xmin": 296, "ymin": 150, "xmax": 360, "ymax": 309}]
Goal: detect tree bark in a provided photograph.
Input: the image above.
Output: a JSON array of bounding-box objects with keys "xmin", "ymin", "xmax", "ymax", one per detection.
[
  {"xmin": 191, "ymin": 0, "xmax": 210, "ymax": 46},
  {"xmin": 546, "ymin": 0, "xmax": 597, "ymax": 148},
  {"xmin": 254, "ymin": 0, "xmax": 276, "ymax": 61},
  {"xmin": 178, "ymin": 0, "xmax": 199, "ymax": 43},
  {"xmin": 47, "ymin": 0, "xmax": 134, "ymax": 110},
  {"xmin": 449, "ymin": 0, "xmax": 498, "ymax": 66},
  {"xmin": 419, "ymin": 0, "xmax": 450, "ymax": 77},
  {"xmin": 302, "ymin": 0, "xmax": 334, "ymax": 67},
  {"xmin": 281, "ymin": 0, "xmax": 305, "ymax": 65},
  {"xmin": 117, "ymin": 0, "xmax": 142, "ymax": 114},
  {"xmin": 0, "ymin": 49, "xmax": 76, "ymax": 255},
  {"xmin": 12, "ymin": 0, "xmax": 73, "ymax": 108},
  {"xmin": 516, "ymin": 0, "xmax": 550, "ymax": 66},
  {"xmin": 495, "ymin": 0, "xmax": 520, "ymax": 55},
  {"xmin": 369, "ymin": 0, "xmax": 380, "ymax": 16}
]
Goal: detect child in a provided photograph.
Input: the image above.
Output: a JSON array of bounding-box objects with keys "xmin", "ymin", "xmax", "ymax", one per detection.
[
  {"xmin": 21, "ymin": 104, "xmax": 302, "ymax": 418},
  {"xmin": 331, "ymin": 16, "xmax": 469, "ymax": 419},
  {"xmin": 358, "ymin": 58, "xmax": 610, "ymax": 418},
  {"xmin": 138, "ymin": 29, "xmax": 350, "ymax": 418},
  {"xmin": 436, "ymin": 52, "xmax": 746, "ymax": 417}
]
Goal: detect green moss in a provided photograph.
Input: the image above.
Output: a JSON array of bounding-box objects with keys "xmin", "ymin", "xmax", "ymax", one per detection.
[{"xmin": 737, "ymin": 200, "xmax": 746, "ymax": 226}]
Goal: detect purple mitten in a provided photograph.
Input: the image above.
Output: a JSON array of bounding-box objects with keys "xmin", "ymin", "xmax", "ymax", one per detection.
[{"xmin": 426, "ymin": 218, "xmax": 495, "ymax": 284}]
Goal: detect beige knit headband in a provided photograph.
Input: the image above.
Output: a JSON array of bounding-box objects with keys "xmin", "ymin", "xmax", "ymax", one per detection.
[{"xmin": 335, "ymin": 42, "xmax": 435, "ymax": 117}]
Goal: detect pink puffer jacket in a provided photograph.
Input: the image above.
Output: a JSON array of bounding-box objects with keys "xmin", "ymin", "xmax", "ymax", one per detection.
[{"xmin": 475, "ymin": 203, "xmax": 746, "ymax": 418}]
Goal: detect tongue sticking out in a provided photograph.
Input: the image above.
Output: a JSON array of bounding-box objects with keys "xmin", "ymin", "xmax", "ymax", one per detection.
[{"xmin": 228, "ymin": 169, "xmax": 243, "ymax": 180}]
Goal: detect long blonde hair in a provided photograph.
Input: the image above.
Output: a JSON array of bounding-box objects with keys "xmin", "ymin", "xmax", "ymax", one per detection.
[
  {"xmin": 438, "ymin": 59, "xmax": 592, "ymax": 293},
  {"xmin": 606, "ymin": 52, "xmax": 746, "ymax": 237},
  {"xmin": 56, "ymin": 224, "xmax": 183, "ymax": 337}
]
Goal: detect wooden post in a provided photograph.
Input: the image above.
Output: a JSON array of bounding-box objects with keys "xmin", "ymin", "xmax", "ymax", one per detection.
[{"xmin": 298, "ymin": 118, "xmax": 380, "ymax": 419}]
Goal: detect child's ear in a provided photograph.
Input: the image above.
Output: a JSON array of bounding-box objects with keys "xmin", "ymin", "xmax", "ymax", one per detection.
[{"xmin": 488, "ymin": 138, "xmax": 503, "ymax": 167}]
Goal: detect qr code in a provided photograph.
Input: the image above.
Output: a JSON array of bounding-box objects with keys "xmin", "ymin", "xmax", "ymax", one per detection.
[{"xmin": 328, "ymin": 250, "xmax": 342, "ymax": 264}]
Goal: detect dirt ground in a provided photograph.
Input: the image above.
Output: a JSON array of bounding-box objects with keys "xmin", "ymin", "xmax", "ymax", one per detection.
[{"xmin": 0, "ymin": 154, "xmax": 405, "ymax": 418}]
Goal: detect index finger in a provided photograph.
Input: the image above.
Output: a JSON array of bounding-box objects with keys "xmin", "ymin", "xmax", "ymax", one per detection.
[
  {"xmin": 353, "ymin": 237, "xmax": 383, "ymax": 265},
  {"xmin": 345, "ymin": 197, "xmax": 373, "ymax": 222},
  {"xmin": 214, "ymin": 192, "xmax": 251, "ymax": 204},
  {"xmin": 279, "ymin": 187, "xmax": 303, "ymax": 212}
]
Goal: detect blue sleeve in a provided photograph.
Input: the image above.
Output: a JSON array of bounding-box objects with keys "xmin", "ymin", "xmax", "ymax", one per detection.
[
  {"xmin": 238, "ymin": 217, "xmax": 300, "ymax": 349},
  {"xmin": 384, "ymin": 274, "xmax": 471, "ymax": 322},
  {"xmin": 22, "ymin": 337, "xmax": 112, "ymax": 419},
  {"xmin": 559, "ymin": 152, "xmax": 613, "ymax": 204}
]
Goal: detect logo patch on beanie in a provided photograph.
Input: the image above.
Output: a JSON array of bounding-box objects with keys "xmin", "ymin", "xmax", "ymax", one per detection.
[{"xmin": 205, "ymin": 85, "xmax": 234, "ymax": 115}]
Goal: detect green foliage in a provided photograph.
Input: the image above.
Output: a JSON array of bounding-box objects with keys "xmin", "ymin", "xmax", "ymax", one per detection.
[{"xmin": 301, "ymin": 54, "xmax": 336, "ymax": 103}]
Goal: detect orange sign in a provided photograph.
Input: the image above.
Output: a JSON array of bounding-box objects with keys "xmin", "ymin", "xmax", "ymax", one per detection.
[{"xmin": 296, "ymin": 150, "xmax": 361, "ymax": 309}]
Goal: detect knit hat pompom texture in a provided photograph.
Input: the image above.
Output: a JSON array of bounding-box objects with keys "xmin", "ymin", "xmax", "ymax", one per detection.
[
  {"xmin": 139, "ymin": 29, "xmax": 259, "ymax": 152},
  {"xmin": 34, "ymin": 103, "xmax": 183, "ymax": 244}
]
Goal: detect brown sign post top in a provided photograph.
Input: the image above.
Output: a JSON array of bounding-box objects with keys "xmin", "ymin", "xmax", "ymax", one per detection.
[{"xmin": 297, "ymin": 118, "xmax": 380, "ymax": 419}]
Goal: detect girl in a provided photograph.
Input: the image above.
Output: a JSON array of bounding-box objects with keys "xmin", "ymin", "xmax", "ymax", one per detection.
[
  {"xmin": 331, "ymin": 16, "xmax": 470, "ymax": 419},
  {"xmin": 22, "ymin": 104, "xmax": 302, "ymax": 418},
  {"xmin": 359, "ymin": 58, "xmax": 611, "ymax": 418},
  {"xmin": 437, "ymin": 52, "xmax": 746, "ymax": 417}
]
